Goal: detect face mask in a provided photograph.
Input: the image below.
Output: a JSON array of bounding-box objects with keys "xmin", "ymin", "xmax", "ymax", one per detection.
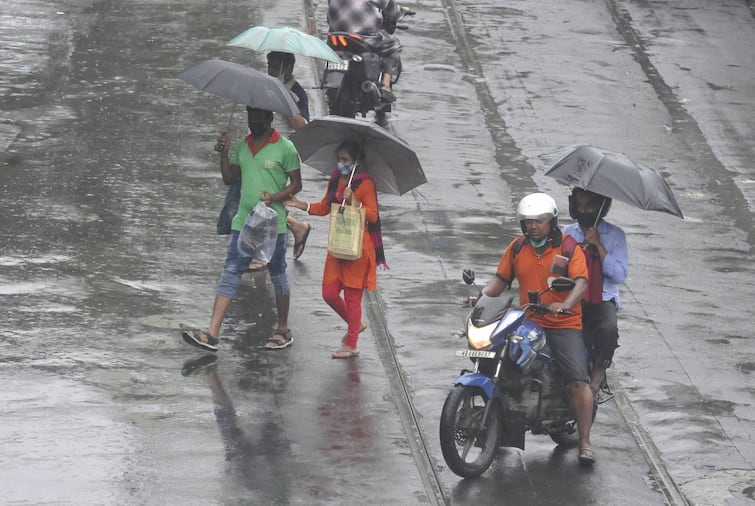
[
  {"xmin": 576, "ymin": 212, "xmax": 599, "ymax": 228},
  {"xmin": 337, "ymin": 162, "xmax": 354, "ymax": 176},
  {"xmin": 530, "ymin": 236, "xmax": 548, "ymax": 248},
  {"xmin": 248, "ymin": 121, "xmax": 267, "ymax": 138}
]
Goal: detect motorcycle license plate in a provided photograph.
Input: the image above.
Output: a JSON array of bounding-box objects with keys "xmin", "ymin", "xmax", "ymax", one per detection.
[
  {"xmin": 456, "ymin": 350, "xmax": 496, "ymax": 359},
  {"xmin": 328, "ymin": 59, "xmax": 349, "ymax": 71}
]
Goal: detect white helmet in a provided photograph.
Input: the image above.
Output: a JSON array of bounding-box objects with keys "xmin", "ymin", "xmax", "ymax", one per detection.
[{"xmin": 516, "ymin": 193, "xmax": 558, "ymax": 223}]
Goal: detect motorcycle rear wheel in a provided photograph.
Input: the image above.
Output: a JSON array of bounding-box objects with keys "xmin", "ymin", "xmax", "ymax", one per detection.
[{"xmin": 439, "ymin": 386, "xmax": 502, "ymax": 478}]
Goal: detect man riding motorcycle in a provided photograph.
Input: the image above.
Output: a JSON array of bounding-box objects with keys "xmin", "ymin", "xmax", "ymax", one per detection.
[
  {"xmin": 327, "ymin": 0, "xmax": 409, "ymax": 102},
  {"xmin": 480, "ymin": 193, "xmax": 597, "ymax": 465}
]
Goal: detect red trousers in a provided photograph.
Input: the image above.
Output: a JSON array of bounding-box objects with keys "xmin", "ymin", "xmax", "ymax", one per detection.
[{"xmin": 322, "ymin": 281, "xmax": 363, "ymax": 348}]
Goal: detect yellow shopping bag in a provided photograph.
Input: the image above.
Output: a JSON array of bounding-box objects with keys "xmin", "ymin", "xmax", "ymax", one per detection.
[{"xmin": 327, "ymin": 203, "xmax": 366, "ymax": 260}]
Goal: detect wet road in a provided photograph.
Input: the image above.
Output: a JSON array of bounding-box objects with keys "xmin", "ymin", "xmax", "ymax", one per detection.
[{"xmin": 2, "ymin": 0, "xmax": 754, "ymax": 504}]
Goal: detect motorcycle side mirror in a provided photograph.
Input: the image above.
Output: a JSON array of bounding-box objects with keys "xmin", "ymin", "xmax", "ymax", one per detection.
[
  {"xmin": 549, "ymin": 277, "xmax": 576, "ymax": 292},
  {"xmin": 462, "ymin": 269, "xmax": 475, "ymax": 285}
]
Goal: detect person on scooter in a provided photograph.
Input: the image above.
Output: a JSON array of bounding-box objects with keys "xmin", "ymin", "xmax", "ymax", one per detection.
[
  {"xmin": 327, "ymin": 0, "xmax": 409, "ymax": 102},
  {"xmin": 563, "ymin": 188, "xmax": 628, "ymax": 399},
  {"xmin": 481, "ymin": 192, "xmax": 596, "ymax": 465}
]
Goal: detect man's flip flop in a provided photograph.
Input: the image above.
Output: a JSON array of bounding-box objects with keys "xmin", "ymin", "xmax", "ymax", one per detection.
[
  {"xmin": 264, "ymin": 329, "xmax": 293, "ymax": 349},
  {"xmin": 182, "ymin": 328, "xmax": 219, "ymax": 352},
  {"xmin": 293, "ymin": 224, "xmax": 311, "ymax": 259},
  {"xmin": 578, "ymin": 447, "xmax": 596, "ymax": 465}
]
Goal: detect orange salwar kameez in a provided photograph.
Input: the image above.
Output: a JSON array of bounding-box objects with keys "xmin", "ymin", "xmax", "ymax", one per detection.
[{"xmin": 308, "ymin": 175, "xmax": 379, "ymax": 349}]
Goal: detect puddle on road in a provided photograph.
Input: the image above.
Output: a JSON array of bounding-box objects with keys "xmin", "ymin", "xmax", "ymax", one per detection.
[{"xmin": 2, "ymin": 373, "xmax": 136, "ymax": 504}]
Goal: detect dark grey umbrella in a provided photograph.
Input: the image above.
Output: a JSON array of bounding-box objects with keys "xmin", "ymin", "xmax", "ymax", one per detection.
[
  {"xmin": 289, "ymin": 116, "xmax": 426, "ymax": 195},
  {"xmin": 176, "ymin": 59, "xmax": 299, "ymax": 117},
  {"xmin": 540, "ymin": 144, "xmax": 684, "ymax": 218}
]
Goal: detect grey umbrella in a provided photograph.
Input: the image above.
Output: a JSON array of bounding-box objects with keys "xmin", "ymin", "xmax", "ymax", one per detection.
[
  {"xmin": 176, "ymin": 59, "xmax": 299, "ymax": 117},
  {"xmin": 289, "ymin": 116, "xmax": 426, "ymax": 195},
  {"xmin": 540, "ymin": 144, "xmax": 684, "ymax": 218}
]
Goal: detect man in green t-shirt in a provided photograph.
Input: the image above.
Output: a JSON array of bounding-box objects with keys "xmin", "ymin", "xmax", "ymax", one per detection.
[{"xmin": 183, "ymin": 107, "xmax": 302, "ymax": 352}]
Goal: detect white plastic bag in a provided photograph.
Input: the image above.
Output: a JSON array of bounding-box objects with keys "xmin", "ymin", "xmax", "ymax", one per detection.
[{"xmin": 237, "ymin": 202, "xmax": 278, "ymax": 262}]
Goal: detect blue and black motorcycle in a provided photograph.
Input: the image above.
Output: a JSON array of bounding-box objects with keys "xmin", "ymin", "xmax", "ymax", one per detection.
[{"xmin": 439, "ymin": 270, "xmax": 599, "ymax": 478}]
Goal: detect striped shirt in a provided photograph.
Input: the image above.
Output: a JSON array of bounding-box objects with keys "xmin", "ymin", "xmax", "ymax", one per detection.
[{"xmin": 327, "ymin": 0, "xmax": 403, "ymax": 35}]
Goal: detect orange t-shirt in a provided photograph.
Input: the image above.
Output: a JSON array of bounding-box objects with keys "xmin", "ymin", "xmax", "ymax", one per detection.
[{"xmin": 495, "ymin": 233, "xmax": 588, "ymax": 329}]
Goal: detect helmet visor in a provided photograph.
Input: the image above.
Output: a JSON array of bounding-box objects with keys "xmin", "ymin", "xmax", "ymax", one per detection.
[{"xmin": 519, "ymin": 213, "xmax": 554, "ymax": 224}]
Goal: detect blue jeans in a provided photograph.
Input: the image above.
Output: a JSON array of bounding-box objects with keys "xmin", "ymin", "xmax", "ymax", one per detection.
[{"xmin": 216, "ymin": 232, "xmax": 289, "ymax": 298}]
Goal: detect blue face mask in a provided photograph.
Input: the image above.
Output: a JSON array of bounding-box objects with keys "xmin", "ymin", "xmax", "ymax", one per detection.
[
  {"xmin": 337, "ymin": 162, "xmax": 355, "ymax": 176},
  {"xmin": 530, "ymin": 236, "xmax": 548, "ymax": 248}
]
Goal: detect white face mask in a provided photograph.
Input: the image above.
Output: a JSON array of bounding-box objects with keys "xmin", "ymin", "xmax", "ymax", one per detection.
[{"xmin": 337, "ymin": 162, "xmax": 355, "ymax": 175}]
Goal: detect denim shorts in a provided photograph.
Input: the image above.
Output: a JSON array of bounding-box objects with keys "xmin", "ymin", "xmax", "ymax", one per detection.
[{"xmin": 216, "ymin": 232, "xmax": 288, "ymax": 299}]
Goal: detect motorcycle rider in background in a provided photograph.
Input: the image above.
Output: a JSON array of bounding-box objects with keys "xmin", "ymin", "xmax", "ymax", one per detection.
[
  {"xmin": 563, "ymin": 188, "xmax": 628, "ymax": 398},
  {"xmin": 480, "ymin": 193, "xmax": 597, "ymax": 465},
  {"xmin": 327, "ymin": 0, "xmax": 409, "ymax": 103}
]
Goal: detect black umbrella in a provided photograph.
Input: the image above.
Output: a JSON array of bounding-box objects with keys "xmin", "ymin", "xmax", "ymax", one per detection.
[
  {"xmin": 176, "ymin": 59, "xmax": 299, "ymax": 117},
  {"xmin": 289, "ymin": 116, "xmax": 426, "ymax": 195},
  {"xmin": 540, "ymin": 144, "xmax": 684, "ymax": 218}
]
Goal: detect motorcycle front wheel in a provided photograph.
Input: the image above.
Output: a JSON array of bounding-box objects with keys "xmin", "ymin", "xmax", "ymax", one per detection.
[{"xmin": 439, "ymin": 386, "xmax": 502, "ymax": 478}]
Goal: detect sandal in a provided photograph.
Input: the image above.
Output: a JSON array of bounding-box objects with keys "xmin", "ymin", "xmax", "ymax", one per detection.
[
  {"xmin": 331, "ymin": 347, "xmax": 360, "ymax": 359},
  {"xmin": 293, "ymin": 223, "xmax": 311, "ymax": 260},
  {"xmin": 182, "ymin": 328, "xmax": 219, "ymax": 352},
  {"xmin": 578, "ymin": 447, "xmax": 596, "ymax": 465},
  {"xmin": 264, "ymin": 329, "xmax": 294, "ymax": 350},
  {"xmin": 380, "ymin": 88, "xmax": 396, "ymax": 103}
]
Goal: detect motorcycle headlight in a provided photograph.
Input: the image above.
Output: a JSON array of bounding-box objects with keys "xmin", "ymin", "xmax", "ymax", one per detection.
[{"xmin": 467, "ymin": 321, "xmax": 497, "ymax": 350}]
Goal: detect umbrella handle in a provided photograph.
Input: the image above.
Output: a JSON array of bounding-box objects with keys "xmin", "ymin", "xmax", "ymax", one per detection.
[
  {"xmin": 337, "ymin": 161, "xmax": 359, "ymax": 213},
  {"xmin": 345, "ymin": 161, "xmax": 357, "ymax": 187},
  {"xmin": 214, "ymin": 104, "xmax": 237, "ymax": 152},
  {"xmin": 593, "ymin": 199, "xmax": 607, "ymax": 227}
]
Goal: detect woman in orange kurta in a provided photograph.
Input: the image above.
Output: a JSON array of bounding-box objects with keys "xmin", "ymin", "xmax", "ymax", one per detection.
[{"xmin": 284, "ymin": 141, "xmax": 386, "ymax": 358}]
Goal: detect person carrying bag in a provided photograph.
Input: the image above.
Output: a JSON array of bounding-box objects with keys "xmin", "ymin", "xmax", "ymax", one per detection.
[
  {"xmin": 237, "ymin": 201, "xmax": 279, "ymax": 264},
  {"xmin": 328, "ymin": 197, "xmax": 367, "ymax": 260},
  {"xmin": 283, "ymin": 141, "xmax": 387, "ymax": 359}
]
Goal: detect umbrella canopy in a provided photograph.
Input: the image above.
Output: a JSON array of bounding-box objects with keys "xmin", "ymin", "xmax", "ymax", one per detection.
[
  {"xmin": 176, "ymin": 59, "xmax": 299, "ymax": 117},
  {"xmin": 540, "ymin": 144, "xmax": 684, "ymax": 218},
  {"xmin": 290, "ymin": 116, "xmax": 426, "ymax": 195},
  {"xmin": 228, "ymin": 26, "xmax": 343, "ymax": 65}
]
